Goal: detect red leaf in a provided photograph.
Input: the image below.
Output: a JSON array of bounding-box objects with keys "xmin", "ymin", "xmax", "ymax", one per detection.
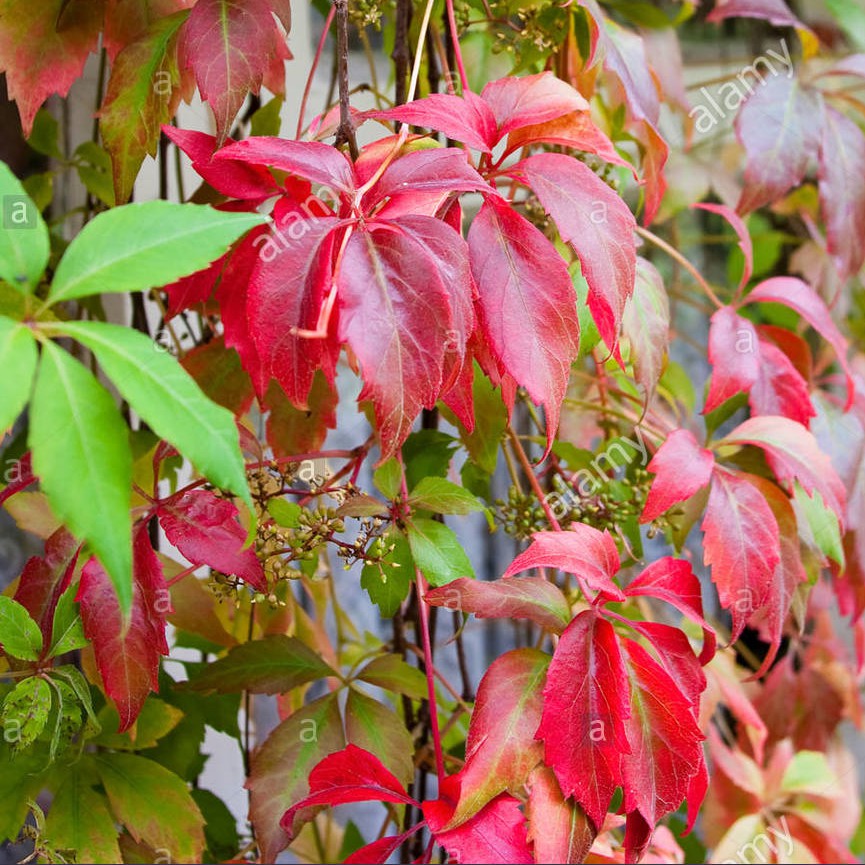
[
  {"xmin": 480, "ymin": 72, "xmax": 590, "ymax": 136},
  {"xmin": 343, "ymin": 830, "xmax": 420, "ymax": 865},
  {"xmin": 157, "ymin": 489, "xmax": 266, "ymax": 591},
  {"xmin": 162, "ymin": 126, "xmax": 279, "ymax": 199},
  {"xmin": 722, "ymin": 415, "xmax": 846, "ymax": 523},
  {"xmin": 423, "ymin": 775, "xmax": 533, "ymax": 865},
  {"xmin": 734, "ymin": 76, "xmax": 822, "ymax": 213},
  {"xmin": 336, "ymin": 218, "xmax": 456, "ymax": 458},
  {"xmin": 264, "ymin": 374, "xmax": 338, "ymax": 459},
  {"xmin": 424, "ymin": 575, "xmax": 571, "ymax": 634},
  {"xmin": 744, "ymin": 275, "xmax": 853, "ymax": 408},
  {"xmin": 279, "ymin": 744, "xmax": 416, "ymax": 840},
  {"xmin": 750, "ymin": 335, "xmax": 815, "ymax": 426},
  {"xmin": 516, "ymin": 152, "xmax": 636, "ymax": 352},
  {"xmin": 13, "ymin": 528, "xmax": 80, "ymax": 654},
  {"xmin": 537, "ymin": 610, "xmax": 631, "ymax": 828},
  {"xmin": 619, "ymin": 638, "xmax": 705, "ymax": 859},
  {"xmin": 446, "ymin": 649, "xmax": 550, "ymax": 826},
  {"xmin": 364, "ymin": 91, "xmax": 499, "ymax": 153},
  {"xmin": 701, "ymin": 467, "xmax": 780, "ymax": 642},
  {"xmin": 625, "ymin": 556, "xmax": 716, "ymax": 664},
  {"xmin": 0, "ymin": 0, "xmax": 103, "ymax": 135},
  {"xmin": 214, "ymin": 136, "xmax": 357, "ymax": 195},
  {"xmin": 526, "ymin": 766, "xmax": 596, "ymax": 865},
  {"xmin": 162, "ymin": 254, "xmax": 224, "ymax": 318},
  {"xmin": 504, "ymin": 526, "xmax": 625, "ymax": 602},
  {"xmin": 819, "ymin": 107, "xmax": 865, "ymax": 281},
  {"xmin": 180, "ymin": 336, "xmax": 255, "ymax": 417},
  {"xmin": 247, "ymin": 213, "xmax": 340, "ymax": 407},
  {"xmin": 180, "ymin": 0, "xmax": 291, "ymax": 143},
  {"xmin": 704, "ymin": 307, "xmax": 761, "ymax": 414},
  {"xmin": 76, "ymin": 526, "xmax": 170, "ymax": 731},
  {"xmin": 641, "ymin": 428, "xmax": 715, "ymax": 523},
  {"xmin": 468, "ymin": 195, "xmax": 579, "ymax": 454},
  {"xmin": 693, "ymin": 202, "xmax": 753, "ymax": 295}
]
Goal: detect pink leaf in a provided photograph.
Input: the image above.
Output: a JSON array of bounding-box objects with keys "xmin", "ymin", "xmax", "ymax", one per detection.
[
  {"xmin": 468, "ymin": 195, "xmax": 580, "ymax": 454},
  {"xmin": 625, "ymin": 556, "xmax": 716, "ymax": 664},
  {"xmin": 818, "ymin": 106, "xmax": 865, "ymax": 281},
  {"xmin": 480, "ymin": 72, "xmax": 590, "ymax": 136},
  {"xmin": 280, "ymin": 745, "xmax": 417, "ymax": 840},
  {"xmin": 744, "ymin": 275, "xmax": 853, "ymax": 408},
  {"xmin": 707, "ymin": 0, "xmax": 814, "ymax": 40},
  {"xmin": 722, "ymin": 414, "xmax": 846, "ymax": 523},
  {"xmin": 701, "ymin": 467, "xmax": 781, "ymax": 642},
  {"xmin": 157, "ymin": 488, "xmax": 266, "ymax": 591},
  {"xmin": 537, "ymin": 610, "xmax": 631, "ymax": 828},
  {"xmin": 734, "ymin": 75, "xmax": 822, "ymax": 213},
  {"xmin": 504, "ymin": 525, "xmax": 625, "ymax": 602},
  {"xmin": 704, "ymin": 306, "xmax": 761, "ymax": 414},
  {"xmin": 336, "ymin": 218, "xmax": 456, "ymax": 458},
  {"xmin": 693, "ymin": 202, "xmax": 753, "ymax": 295},
  {"xmin": 180, "ymin": 0, "xmax": 291, "ymax": 143},
  {"xmin": 423, "ymin": 775, "xmax": 533, "ymax": 865},
  {"xmin": 516, "ymin": 152, "xmax": 636, "ymax": 352},
  {"xmin": 76, "ymin": 527, "xmax": 170, "ymax": 731},
  {"xmin": 364, "ymin": 91, "xmax": 498, "ymax": 152},
  {"xmin": 214, "ymin": 136, "xmax": 357, "ymax": 195},
  {"xmin": 750, "ymin": 336, "xmax": 815, "ymax": 426},
  {"xmin": 343, "ymin": 830, "xmax": 420, "ymax": 865},
  {"xmin": 424, "ymin": 576, "xmax": 571, "ymax": 633},
  {"xmin": 641, "ymin": 429, "xmax": 715, "ymax": 523}
]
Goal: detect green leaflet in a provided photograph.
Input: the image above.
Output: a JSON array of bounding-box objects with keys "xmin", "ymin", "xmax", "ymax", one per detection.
[
  {"xmin": 48, "ymin": 200, "xmax": 266, "ymax": 303},
  {"xmin": 0, "ymin": 596, "xmax": 42, "ymax": 661},
  {"xmin": 0, "ymin": 161, "xmax": 49, "ymax": 293},
  {"xmin": 29, "ymin": 341, "xmax": 134, "ymax": 614},
  {"xmin": 52, "ymin": 320, "xmax": 253, "ymax": 512},
  {"xmin": 0, "ymin": 316, "xmax": 37, "ymax": 436},
  {"xmin": 407, "ymin": 517, "xmax": 475, "ymax": 587}
]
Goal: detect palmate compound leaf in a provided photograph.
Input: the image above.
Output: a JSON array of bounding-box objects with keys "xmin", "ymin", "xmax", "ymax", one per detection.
[
  {"xmin": 180, "ymin": 0, "xmax": 291, "ymax": 144},
  {"xmin": 76, "ymin": 525, "xmax": 170, "ymax": 731},
  {"xmin": 468, "ymin": 194, "xmax": 580, "ymax": 455},
  {"xmin": 30, "ymin": 340, "xmax": 134, "ymax": 614},
  {"xmin": 53, "ymin": 320, "xmax": 253, "ymax": 513},
  {"xmin": 47, "ymin": 200, "xmax": 266, "ymax": 304}
]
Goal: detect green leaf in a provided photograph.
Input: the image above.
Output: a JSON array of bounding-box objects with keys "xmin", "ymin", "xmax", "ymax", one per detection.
[
  {"xmin": 74, "ymin": 141, "xmax": 115, "ymax": 208},
  {"xmin": 51, "ymin": 665, "xmax": 101, "ymax": 736},
  {"xmin": 780, "ymin": 750, "xmax": 835, "ymax": 792},
  {"xmin": 48, "ymin": 200, "xmax": 266, "ymax": 303},
  {"xmin": 0, "ymin": 746, "xmax": 50, "ymax": 841},
  {"xmin": 360, "ymin": 529, "xmax": 413, "ymax": 617},
  {"xmin": 1, "ymin": 676, "xmax": 52, "ymax": 750},
  {"xmin": 248, "ymin": 694, "xmax": 345, "ymax": 862},
  {"xmin": 47, "ymin": 583, "xmax": 88, "ymax": 658},
  {"xmin": 824, "ymin": 0, "xmax": 865, "ymax": 48},
  {"xmin": 267, "ymin": 497, "xmax": 302, "ymax": 528},
  {"xmin": 345, "ymin": 688, "xmax": 415, "ymax": 786},
  {"xmin": 43, "ymin": 677, "xmax": 83, "ymax": 762},
  {"xmin": 356, "ymin": 653, "xmax": 428, "ymax": 700},
  {"xmin": 52, "ymin": 320, "xmax": 252, "ymax": 510},
  {"xmin": 29, "ymin": 341, "xmax": 133, "ymax": 614},
  {"xmin": 0, "ymin": 161, "xmax": 49, "ymax": 293},
  {"xmin": 447, "ymin": 364, "xmax": 506, "ymax": 475},
  {"xmin": 184, "ymin": 635, "xmax": 339, "ymax": 694},
  {"xmin": 0, "ymin": 317, "xmax": 37, "ymax": 437},
  {"xmin": 402, "ymin": 430, "xmax": 458, "ymax": 489},
  {"xmin": 45, "ymin": 762, "xmax": 122, "ymax": 864},
  {"xmin": 27, "ymin": 110, "xmax": 63, "ymax": 160},
  {"xmin": 373, "ymin": 457, "xmax": 402, "ymax": 499},
  {"xmin": 191, "ymin": 787, "xmax": 240, "ymax": 863},
  {"xmin": 94, "ymin": 697, "xmax": 184, "ymax": 751},
  {"xmin": 407, "ymin": 517, "xmax": 474, "ymax": 587},
  {"xmin": 94, "ymin": 752, "xmax": 206, "ymax": 862},
  {"xmin": 250, "ymin": 96, "xmax": 284, "ymax": 137},
  {"xmin": 0, "ymin": 596, "xmax": 43, "ymax": 661},
  {"xmin": 793, "ymin": 483, "xmax": 844, "ymax": 566},
  {"xmin": 408, "ymin": 476, "xmax": 484, "ymax": 515}
]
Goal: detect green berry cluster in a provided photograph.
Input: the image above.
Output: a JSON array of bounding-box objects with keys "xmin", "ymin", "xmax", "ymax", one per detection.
[
  {"xmin": 495, "ymin": 486, "xmax": 547, "ymax": 540},
  {"xmin": 349, "ymin": 0, "xmax": 386, "ymax": 30}
]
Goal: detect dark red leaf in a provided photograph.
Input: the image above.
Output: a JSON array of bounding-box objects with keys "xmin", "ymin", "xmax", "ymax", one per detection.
[
  {"xmin": 336, "ymin": 218, "xmax": 456, "ymax": 458},
  {"xmin": 468, "ymin": 195, "xmax": 579, "ymax": 454},
  {"xmin": 641, "ymin": 429, "xmax": 715, "ymax": 523},
  {"xmin": 76, "ymin": 526, "xmax": 170, "ymax": 731},
  {"xmin": 516, "ymin": 152, "xmax": 636, "ymax": 352},
  {"xmin": 504, "ymin": 525, "xmax": 625, "ymax": 602},
  {"xmin": 180, "ymin": 0, "xmax": 291, "ymax": 143},
  {"xmin": 181, "ymin": 336, "xmax": 255, "ymax": 417},
  {"xmin": 537, "ymin": 610, "xmax": 631, "ymax": 828},
  {"xmin": 424, "ymin": 575, "xmax": 571, "ymax": 634},
  {"xmin": 701, "ymin": 467, "xmax": 780, "ymax": 642},
  {"xmin": 480, "ymin": 72, "xmax": 590, "ymax": 136},
  {"xmin": 13, "ymin": 528, "xmax": 80, "ymax": 654},
  {"xmin": 264, "ymin": 374, "xmax": 338, "ymax": 459},
  {"xmin": 157, "ymin": 489, "xmax": 266, "ymax": 592},
  {"xmin": 279, "ymin": 744, "xmax": 417, "ymax": 840},
  {"xmin": 744, "ymin": 275, "xmax": 853, "ymax": 408},
  {"xmin": 734, "ymin": 76, "xmax": 822, "ymax": 213},
  {"xmin": 162, "ymin": 254, "xmax": 224, "ymax": 318}
]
